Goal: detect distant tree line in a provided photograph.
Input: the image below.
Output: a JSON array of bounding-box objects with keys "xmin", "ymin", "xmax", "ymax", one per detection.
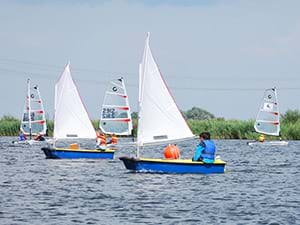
[{"xmin": 130, "ymin": 107, "xmax": 215, "ymax": 120}]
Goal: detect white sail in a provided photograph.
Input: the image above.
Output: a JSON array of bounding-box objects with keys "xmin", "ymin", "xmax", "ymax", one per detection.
[
  {"xmin": 137, "ymin": 33, "xmax": 194, "ymax": 147},
  {"xmin": 54, "ymin": 63, "xmax": 96, "ymax": 139},
  {"xmin": 99, "ymin": 78, "xmax": 133, "ymax": 135},
  {"xmin": 254, "ymin": 87, "xmax": 280, "ymax": 136},
  {"xmin": 20, "ymin": 79, "xmax": 47, "ymax": 136}
]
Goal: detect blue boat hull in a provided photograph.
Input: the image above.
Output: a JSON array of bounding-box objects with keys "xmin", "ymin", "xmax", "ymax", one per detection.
[
  {"xmin": 41, "ymin": 147, "xmax": 115, "ymax": 159},
  {"xmin": 119, "ymin": 156, "xmax": 226, "ymax": 174}
]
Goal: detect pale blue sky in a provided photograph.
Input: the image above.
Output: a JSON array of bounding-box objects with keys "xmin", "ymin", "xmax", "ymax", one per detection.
[{"xmin": 0, "ymin": 0, "xmax": 299, "ymax": 120}]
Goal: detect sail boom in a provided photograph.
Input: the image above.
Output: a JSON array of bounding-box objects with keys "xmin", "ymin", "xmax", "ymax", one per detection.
[{"xmin": 255, "ymin": 129, "xmax": 280, "ymax": 136}]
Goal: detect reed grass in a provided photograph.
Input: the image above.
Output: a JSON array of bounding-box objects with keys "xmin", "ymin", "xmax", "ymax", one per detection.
[{"xmin": 1, "ymin": 116, "xmax": 300, "ymax": 140}]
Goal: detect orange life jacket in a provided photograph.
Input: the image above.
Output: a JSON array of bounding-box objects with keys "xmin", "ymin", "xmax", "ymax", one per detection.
[
  {"xmin": 100, "ymin": 134, "xmax": 106, "ymax": 145},
  {"xmin": 111, "ymin": 135, "xmax": 118, "ymax": 145},
  {"xmin": 96, "ymin": 132, "xmax": 106, "ymax": 145}
]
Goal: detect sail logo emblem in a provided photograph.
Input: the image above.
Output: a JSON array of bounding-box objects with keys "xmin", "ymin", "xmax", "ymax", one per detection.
[
  {"xmin": 31, "ymin": 94, "xmax": 35, "ymax": 98},
  {"xmin": 112, "ymin": 86, "xmax": 118, "ymax": 92},
  {"xmin": 268, "ymin": 94, "xmax": 272, "ymax": 99}
]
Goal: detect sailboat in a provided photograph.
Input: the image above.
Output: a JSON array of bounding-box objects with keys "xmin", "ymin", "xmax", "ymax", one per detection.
[
  {"xmin": 247, "ymin": 87, "xmax": 288, "ymax": 146},
  {"xmin": 41, "ymin": 63, "xmax": 115, "ymax": 159},
  {"xmin": 13, "ymin": 79, "xmax": 47, "ymax": 145},
  {"xmin": 119, "ymin": 33, "xmax": 226, "ymax": 174},
  {"xmin": 99, "ymin": 77, "xmax": 133, "ymax": 136}
]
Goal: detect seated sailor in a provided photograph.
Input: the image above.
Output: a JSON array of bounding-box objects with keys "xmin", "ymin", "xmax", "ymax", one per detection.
[{"xmin": 192, "ymin": 132, "xmax": 216, "ymax": 163}]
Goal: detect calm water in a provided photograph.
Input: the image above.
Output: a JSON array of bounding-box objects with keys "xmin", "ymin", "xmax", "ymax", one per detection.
[{"xmin": 0, "ymin": 137, "xmax": 299, "ymax": 225}]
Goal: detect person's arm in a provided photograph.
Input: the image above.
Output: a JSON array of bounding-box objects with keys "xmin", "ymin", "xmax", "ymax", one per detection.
[{"xmin": 192, "ymin": 143, "xmax": 205, "ymax": 161}]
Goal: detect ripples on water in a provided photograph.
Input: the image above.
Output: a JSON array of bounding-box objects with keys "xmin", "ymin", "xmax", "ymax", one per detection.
[{"xmin": 0, "ymin": 137, "xmax": 299, "ymax": 225}]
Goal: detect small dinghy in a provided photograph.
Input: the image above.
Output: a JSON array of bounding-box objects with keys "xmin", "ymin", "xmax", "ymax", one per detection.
[
  {"xmin": 119, "ymin": 33, "xmax": 226, "ymax": 174},
  {"xmin": 247, "ymin": 88, "xmax": 288, "ymax": 146},
  {"xmin": 41, "ymin": 63, "xmax": 114, "ymax": 159}
]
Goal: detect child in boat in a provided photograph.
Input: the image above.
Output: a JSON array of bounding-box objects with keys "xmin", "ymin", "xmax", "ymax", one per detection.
[
  {"xmin": 19, "ymin": 130, "xmax": 27, "ymax": 141},
  {"xmin": 96, "ymin": 130, "xmax": 107, "ymax": 149},
  {"xmin": 192, "ymin": 132, "xmax": 216, "ymax": 163},
  {"xmin": 107, "ymin": 134, "xmax": 118, "ymax": 145},
  {"xmin": 258, "ymin": 134, "xmax": 265, "ymax": 142}
]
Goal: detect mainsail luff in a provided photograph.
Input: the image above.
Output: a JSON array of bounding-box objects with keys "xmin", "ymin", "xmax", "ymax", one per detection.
[
  {"xmin": 27, "ymin": 79, "xmax": 32, "ymax": 139},
  {"xmin": 254, "ymin": 87, "xmax": 280, "ymax": 136},
  {"xmin": 137, "ymin": 33, "xmax": 194, "ymax": 147},
  {"xmin": 54, "ymin": 63, "xmax": 96, "ymax": 139}
]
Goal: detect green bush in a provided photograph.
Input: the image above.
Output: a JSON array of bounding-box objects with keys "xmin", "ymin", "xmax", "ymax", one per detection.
[
  {"xmin": 187, "ymin": 119, "xmax": 255, "ymax": 139},
  {"xmin": 1, "ymin": 114, "xmax": 300, "ymax": 140},
  {"xmin": 0, "ymin": 116, "xmax": 20, "ymax": 136},
  {"xmin": 281, "ymin": 109, "xmax": 300, "ymax": 124}
]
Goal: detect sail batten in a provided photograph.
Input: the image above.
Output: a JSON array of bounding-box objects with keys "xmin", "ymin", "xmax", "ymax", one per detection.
[
  {"xmin": 99, "ymin": 78, "xmax": 133, "ymax": 135},
  {"xmin": 54, "ymin": 63, "xmax": 96, "ymax": 139},
  {"xmin": 254, "ymin": 88, "xmax": 280, "ymax": 136},
  {"xmin": 137, "ymin": 33, "xmax": 194, "ymax": 147}
]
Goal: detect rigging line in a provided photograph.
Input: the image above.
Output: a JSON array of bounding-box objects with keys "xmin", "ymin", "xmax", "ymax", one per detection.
[
  {"xmin": 1, "ymin": 67, "xmax": 300, "ymax": 91},
  {"xmin": 169, "ymin": 87, "xmax": 300, "ymax": 91},
  {"xmin": 1, "ymin": 65, "xmax": 299, "ymax": 83},
  {"xmin": 3, "ymin": 57, "xmax": 300, "ymax": 81},
  {"xmin": 0, "ymin": 67, "xmax": 117, "ymax": 85},
  {"xmin": 0, "ymin": 58, "xmax": 137, "ymax": 75},
  {"xmin": 0, "ymin": 59, "xmax": 63, "ymax": 70},
  {"xmin": 0, "ymin": 68, "xmax": 56, "ymax": 79},
  {"xmin": 1, "ymin": 58, "xmax": 300, "ymax": 82}
]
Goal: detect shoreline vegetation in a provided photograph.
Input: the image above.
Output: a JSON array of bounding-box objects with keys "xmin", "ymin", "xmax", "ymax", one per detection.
[{"xmin": 1, "ymin": 108, "xmax": 300, "ymax": 140}]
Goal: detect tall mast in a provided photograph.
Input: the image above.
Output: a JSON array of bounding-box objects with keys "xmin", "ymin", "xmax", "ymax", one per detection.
[
  {"xmin": 136, "ymin": 33, "xmax": 150, "ymax": 157},
  {"xmin": 27, "ymin": 79, "xmax": 32, "ymax": 140}
]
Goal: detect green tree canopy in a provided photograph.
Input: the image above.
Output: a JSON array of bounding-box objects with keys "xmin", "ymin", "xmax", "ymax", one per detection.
[
  {"xmin": 281, "ymin": 109, "xmax": 300, "ymax": 124},
  {"xmin": 183, "ymin": 107, "xmax": 215, "ymax": 120}
]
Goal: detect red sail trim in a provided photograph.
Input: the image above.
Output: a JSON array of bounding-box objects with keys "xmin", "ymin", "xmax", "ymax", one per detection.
[
  {"xmin": 31, "ymin": 120, "xmax": 45, "ymax": 124},
  {"xmin": 115, "ymin": 118, "xmax": 131, "ymax": 122},
  {"xmin": 35, "ymin": 110, "xmax": 44, "ymax": 114},
  {"xmin": 116, "ymin": 94, "xmax": 127, "ymax": 98},
  {"xmin": 271, "ymin": 112, "xmax": 279, "ymax": 115},
  {"xmin": 117, "ymin": 106, "xmax": 129, "ymax": 110},
  {"xmin": 272, "ymin": 122, "xmax": 279, "ymax": 125}
]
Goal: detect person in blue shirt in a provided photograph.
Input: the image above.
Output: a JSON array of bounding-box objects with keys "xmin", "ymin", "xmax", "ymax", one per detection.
[
  {"xmin": 19, "ymin": 130, "xmax": 27, "ymax": 141},
  {"xmin": 192, "ymin": 132, "xmax": 216, "ymax": 163}
]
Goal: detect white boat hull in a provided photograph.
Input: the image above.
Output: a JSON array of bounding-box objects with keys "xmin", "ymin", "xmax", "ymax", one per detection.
[
  {"xmin": 247, "ymin": 140, "xmax": 288, "ymax": 146},
  {"xmin": 12, "ymin": 139, "xmax": 51, "ymax": 145}
]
